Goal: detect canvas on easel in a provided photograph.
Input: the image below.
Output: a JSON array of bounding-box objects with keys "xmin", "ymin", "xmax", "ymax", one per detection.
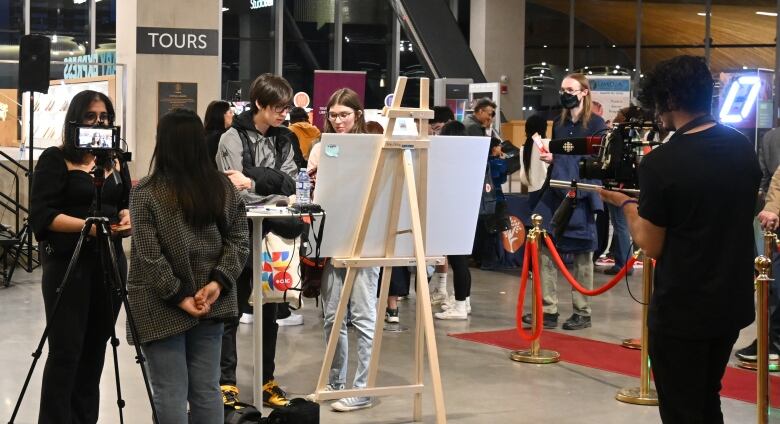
[{"xmin": 311, "ymin": 77, "xmax": 488, "ymax": 424}]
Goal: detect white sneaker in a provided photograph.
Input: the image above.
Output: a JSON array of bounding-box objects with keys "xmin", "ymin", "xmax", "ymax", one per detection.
[
  {"xmin": 239, "ymin": 313, "xmax": 254, "ymax": 324},
  {"xmin": 277, "ymin": 313, "xmax": 304, "ymax": 326},
  {"xmin": 441, "ymin": 296, "xmax": 471, "ymax": 314},
  {"xmin": 430, "ymin": 288, "xmax": 448, "ymax": 305},
  {"xmin": 435, "ymin": 300, "xmax": 468, "ymax": 320},
  {"xmin": 332, "ymin": 396, "xmax": 373, "ymax": 412}
]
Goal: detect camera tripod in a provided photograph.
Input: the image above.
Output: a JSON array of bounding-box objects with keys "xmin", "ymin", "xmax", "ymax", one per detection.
[{"xmin": 9, "ymin": 163, "xmax": 159, "ymax": 424}]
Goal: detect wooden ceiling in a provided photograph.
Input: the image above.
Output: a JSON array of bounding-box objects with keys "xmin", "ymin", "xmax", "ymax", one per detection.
[{"xmin": 530, "ymin": 0, "xmax": 777, "ymax": 72}]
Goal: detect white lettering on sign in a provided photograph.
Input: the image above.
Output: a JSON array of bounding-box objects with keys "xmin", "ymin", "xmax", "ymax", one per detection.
[
  {"xmin": 137, "ymin": 27, "xmax": 218, "ymax": 56},
  {"xmin": 148, "ymin": 32, "xmax": 159, "ymax": 47},
  {"xmin": 250, "ymin": 0, "xmax": 273, "ymax": 9},
  {"xmin": 159, "ymin": 33, "xmax": 173, "ymax": 48}
]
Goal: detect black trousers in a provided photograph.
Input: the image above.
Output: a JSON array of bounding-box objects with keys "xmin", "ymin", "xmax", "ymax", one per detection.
[
  {"xmin": 448, "ymin": 255, "xmax": 471, "ymax": 301},
  {"xmin": 38, "ymin": 240, "xmax": 126, "ymax": 424},
  {"xmin": 648, "ymin": 329, "xmax": 738, "ymax": 424},
  {"xmin": 220, "ymin": 266, "xmax": 279, "ymax": 386}
]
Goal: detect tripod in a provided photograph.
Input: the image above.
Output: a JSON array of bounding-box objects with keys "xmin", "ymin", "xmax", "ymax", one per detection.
[{"xmin": 9, "ymin": 162, "xmax": 159, "ymax": 424}]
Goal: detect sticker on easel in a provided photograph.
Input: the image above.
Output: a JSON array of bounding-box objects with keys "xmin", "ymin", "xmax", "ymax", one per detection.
[{"xmin": 325, "ymin": 144, "xmax": 340, "ymax": 157}]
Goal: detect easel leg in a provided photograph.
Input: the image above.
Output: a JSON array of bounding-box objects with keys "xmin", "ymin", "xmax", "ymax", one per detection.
[
  {"xmin": 402, "ymin": 149, "xmax": 447, "ymax": 423},
  {"xmin": 414, "ymin": 268, "xmax": 425, "ymax": 420},
  {"xmin": 368, "ymin": 152, "xmax": 406, "ymax": 388},
  {"xmin": 316, "ymin": 266, "xmax": 358, "ymax": 395},
  {"xmin": 367, "ymin": 267, "xmax": 393, "ymax": 387}
]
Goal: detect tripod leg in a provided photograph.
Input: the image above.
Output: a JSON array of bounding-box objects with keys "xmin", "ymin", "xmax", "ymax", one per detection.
[
  {"xmin": 9, "ymin": 221, "xmax": 93, "ymax": 423},
  {"xmin": 96, "ymin": 222, "xmax": 125, "ymax": 424},
  {"xmin": 99, "ymin": 221, "xmax": 160, "ymax": 424}
]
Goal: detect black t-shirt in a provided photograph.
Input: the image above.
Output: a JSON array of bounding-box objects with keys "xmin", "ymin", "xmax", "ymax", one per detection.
[{"xmin": 639, "ymin": 124, "xmax": 760, "ymax": 338}]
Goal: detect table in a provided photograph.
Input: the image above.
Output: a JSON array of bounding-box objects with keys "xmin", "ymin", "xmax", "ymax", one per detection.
[{"xmin": 246, "ymin": 206, "xmax": 323, "ymax": 407}]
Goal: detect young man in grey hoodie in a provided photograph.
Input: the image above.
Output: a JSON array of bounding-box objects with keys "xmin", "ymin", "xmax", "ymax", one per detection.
[{"xmin": 216, "ymin": 73, "xmax": 298, "ymax": 409}]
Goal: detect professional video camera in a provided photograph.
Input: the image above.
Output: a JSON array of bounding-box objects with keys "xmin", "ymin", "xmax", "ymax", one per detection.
[{"xmin": 548, "ymin": 118, "xmax": 660, "ymax": 190}]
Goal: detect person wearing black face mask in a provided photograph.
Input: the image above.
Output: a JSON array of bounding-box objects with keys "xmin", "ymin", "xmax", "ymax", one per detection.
[{"xmin": 522, "ymin": 73, "xmax": 607, "ymax": 331}]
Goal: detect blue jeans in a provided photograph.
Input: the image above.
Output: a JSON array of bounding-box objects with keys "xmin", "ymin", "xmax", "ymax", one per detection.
[
  {"xmin": 322, "ymin": 263, "xmax": 380, "ymax": 389},
  {"xmin": 608, "ymin": 204, "xmax": 631, "ymax": 269},
  {"xmin": 142, "ymin": 320, "xmax": 224, "ymax": 424}
]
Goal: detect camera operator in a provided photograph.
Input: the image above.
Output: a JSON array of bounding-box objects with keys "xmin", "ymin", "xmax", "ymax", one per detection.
[
  {"xmin": 30, "ymin": 90, "xmax": 131, "ymax": 423},
  {"xmin": 523, "ymin": 73, "xmax": 606, "ymax": 331},
  {"xmin": 600, "ymin": 55, "xmax": 761, "ymax": 423}
]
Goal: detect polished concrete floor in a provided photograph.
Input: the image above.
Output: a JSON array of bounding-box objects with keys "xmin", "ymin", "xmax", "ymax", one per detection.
[{"xmin": 0, "ymin": 261, "xmax": 773, "ymax": 423}]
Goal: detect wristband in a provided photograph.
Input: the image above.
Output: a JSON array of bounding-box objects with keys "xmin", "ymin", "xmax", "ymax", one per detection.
[{"xmin": 620, "ymin": 199, "xmax": 638, "ymax": 209}]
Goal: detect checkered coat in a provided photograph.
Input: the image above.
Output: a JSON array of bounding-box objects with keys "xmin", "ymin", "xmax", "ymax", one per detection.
[{"xmin": 126, "ymin": 176, "xmax": 249, "ymax": 345}]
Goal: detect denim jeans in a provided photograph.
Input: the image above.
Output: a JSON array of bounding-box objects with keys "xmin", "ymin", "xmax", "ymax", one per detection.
[
  {"xmin": 143, "ymin": 320, "xmax": 224, "ymax": 424},
  {"xmin": 607, "ymin": 203, "xmax": 631, "ymax": 268},
  {"xmin": 321, "ymin": 262, "xmax": 379, "ymax": 389}
]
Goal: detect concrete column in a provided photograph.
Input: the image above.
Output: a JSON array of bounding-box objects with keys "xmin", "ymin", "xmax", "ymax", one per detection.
[
  {"xmin": 116, "ymin": 0, "xmax": 222, "ymax": 177},
  {"xmin": 469, "ymin": 0, "xmax": 525, "ymax": 120}
]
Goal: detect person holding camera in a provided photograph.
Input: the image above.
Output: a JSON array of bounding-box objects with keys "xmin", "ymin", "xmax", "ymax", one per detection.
[
  {"xmin": 127, "ymin": 109, "xmax": 248, "ymax": 424},
  {"xmin": 523, "ymin": 73, "xmax": 606, "ymax": 331},
  {"xmin": 600, "ymin": 55, "xmax": 761, "ymax": 423},
  {"xmin": 30, "ymin": 90, "xmax": 131, "ymax": 423}
]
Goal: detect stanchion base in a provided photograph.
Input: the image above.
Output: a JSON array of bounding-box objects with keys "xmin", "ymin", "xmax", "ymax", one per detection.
[
  {"xmin": 615, "ymin": 387, "xmax": 659, "ymax": 406},
  {"xmin": 735, "ymin": 360, "xmax": 780, "ymax": 372},
  {"xmin": 621, "ymin": 338, "xmax": 641, "ymax": 350},
  {"xmin": 510, "ymin": 349, "xmax": 560, "ymax": 364}
]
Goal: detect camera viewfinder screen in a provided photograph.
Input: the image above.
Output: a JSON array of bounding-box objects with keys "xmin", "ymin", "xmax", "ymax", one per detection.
[{"xmin": 78, "ymin": 127, "xmax": 114, "ymax": 149}]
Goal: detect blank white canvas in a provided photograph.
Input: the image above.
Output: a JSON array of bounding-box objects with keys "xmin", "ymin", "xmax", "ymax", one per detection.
[{"xmin": 312, "ymin": 133, "xmax": 489, "ymax": 258}]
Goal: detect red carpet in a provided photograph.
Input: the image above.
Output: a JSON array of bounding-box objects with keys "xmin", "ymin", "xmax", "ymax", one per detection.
[{"xmin": 449, "ymin": 328, "xmax": 780, "ymax": 406}]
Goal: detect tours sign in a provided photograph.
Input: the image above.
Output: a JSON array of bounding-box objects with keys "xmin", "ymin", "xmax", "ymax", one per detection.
[{"xmin": 136, "ymin": 27, "xmax": 219, "ymax": 56}]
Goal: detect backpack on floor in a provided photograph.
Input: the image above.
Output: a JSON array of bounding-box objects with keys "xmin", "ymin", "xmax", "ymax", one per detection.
[
  {"xmin": 266, "ymin": 398, "xmax": 319, "ymax": 424},
  {"xmin": 225, "ymin": 402, "xmax": 264, "ymax": 424}
]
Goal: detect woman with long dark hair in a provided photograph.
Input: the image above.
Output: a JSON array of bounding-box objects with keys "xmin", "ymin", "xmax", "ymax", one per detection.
[
  {"xmin": 204, "ymin": 100, "xmax": 234, "ymax": 163},
  {"xmin": 30, "ymin": 89, "xmax": 131, "ymax": 423},
  {"xmin": 127, "ymin": 109, "xmax": 248, "ymax": 423}
]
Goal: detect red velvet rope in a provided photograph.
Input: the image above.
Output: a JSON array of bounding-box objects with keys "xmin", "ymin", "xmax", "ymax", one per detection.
[
  {"xmin": 515, "ymin": 239, "xmax": 544, "ymax": 342},
  {"xmin": 543, "ymin": 235, "xmax": 638, "ymax": 296}
]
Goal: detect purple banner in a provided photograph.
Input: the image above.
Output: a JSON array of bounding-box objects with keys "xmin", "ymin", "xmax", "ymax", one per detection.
[{"xmin": 312, "ymin": 70, "xmax": 366, "ymax": 130}]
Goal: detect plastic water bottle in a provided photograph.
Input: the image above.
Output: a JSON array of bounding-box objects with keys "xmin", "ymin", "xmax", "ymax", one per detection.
[
  {"xmin": 296, "ymin": 168, "xmax": 311, "ymax": 205},
  {"xmin": 18, "ymin": 140, "xmax": 26, "ymax": 160}
]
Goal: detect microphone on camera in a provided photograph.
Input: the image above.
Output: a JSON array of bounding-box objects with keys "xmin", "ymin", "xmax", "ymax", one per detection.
[{"xmin": 547, "ymin": 136, "xmax": 603, "ymax": 155}]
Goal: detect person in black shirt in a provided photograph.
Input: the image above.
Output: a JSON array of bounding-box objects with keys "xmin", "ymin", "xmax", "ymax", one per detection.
[
  {"xmin": 601, "ymin": 55, "xmax": 761, "ymax": 423},
  {"xmin": 204, "ymin": 100, "xmax": 234, "ymax": 165},
  {"xmin": 30, "ymin": 90, "xmax": 131, "ymax": 424}
]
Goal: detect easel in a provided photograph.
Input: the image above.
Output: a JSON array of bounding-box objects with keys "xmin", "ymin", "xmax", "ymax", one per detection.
[{"xmin": 313, "ymin": 76, "xmax": 447, "ymax": 423}]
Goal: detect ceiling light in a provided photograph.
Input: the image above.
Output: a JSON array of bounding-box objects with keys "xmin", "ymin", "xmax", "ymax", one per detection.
[
  {"xmin": 613, "ymin": 70, "xmax": 618, "ymax": 74},
  {"xmin": 222, "ymin": 7, "xmax": 229, "ymax": 11},
  {"xmin": 616, "ymin": 65, "xmax": 621, "ymax": 69},
  {"xmin": 541, "ymin": 61, "xmax": 546, "ymax": 66},
  {"xmin": 543, "ymin": 45, "xmax": 548, "ymax": 48},
  {"xmin": 756, "ymin": 11, "xmax": 778, "ymax": 17}
]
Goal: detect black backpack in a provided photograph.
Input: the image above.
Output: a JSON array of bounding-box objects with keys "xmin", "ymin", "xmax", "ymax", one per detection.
[
  {"xmin": 224, "ymin": 402, "xmax": 264, "ymax": 424},
  {"xmin": 266, "ymin": 398, "xmax": 320, "ymax": 424}
]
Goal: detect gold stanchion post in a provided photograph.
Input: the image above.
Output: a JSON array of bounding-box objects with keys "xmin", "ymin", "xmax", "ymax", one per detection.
[
  {"xmin": 739, "ymin": 231, "xmax": 779, "ymax": 372},
  {"xmin": 755, "ymin": 255, "xmax": 772, "ymax": 424},
  {"xmin": 616, "ymin": 254, "xmax": 659, "ymax": 405},
  {"xmin": 510, "ymin": 214, "xmax": 560, "ymax": 364}
]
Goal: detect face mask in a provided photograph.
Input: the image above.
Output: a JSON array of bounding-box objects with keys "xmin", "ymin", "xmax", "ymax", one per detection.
[{"xmin": 559, "ymin": 92, "xmax": 580, "ymax": 109}]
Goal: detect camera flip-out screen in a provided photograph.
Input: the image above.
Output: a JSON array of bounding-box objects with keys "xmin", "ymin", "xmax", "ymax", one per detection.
[{"xmin": 74, "ymin": 125, "xmax": 120, "ymax": 150}]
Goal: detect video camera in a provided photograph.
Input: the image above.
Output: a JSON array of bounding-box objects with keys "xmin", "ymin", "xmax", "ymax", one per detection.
[{"xmin": 548, "ymin": 119, "xmax": 660, "ymax": 190}]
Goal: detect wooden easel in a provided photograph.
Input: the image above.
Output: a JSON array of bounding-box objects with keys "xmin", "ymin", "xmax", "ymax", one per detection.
[{"xmin": 313, "ymin": 76, "xmax": 447, "ymax": 423}]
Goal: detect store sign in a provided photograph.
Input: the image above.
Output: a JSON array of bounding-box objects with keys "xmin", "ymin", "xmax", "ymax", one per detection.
[
  {"xmin": 63, "ymin": 52, "xmax": 116, "ymax": 80},
  {"xmin": 250, "ymin": 0, "xmax": 273, "ymax": 9},
  {"xmin": 137, "ymin": 27, "xmax": 218, "ymax": 56}
]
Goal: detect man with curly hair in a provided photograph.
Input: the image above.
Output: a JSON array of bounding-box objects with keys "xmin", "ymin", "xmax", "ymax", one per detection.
[{"xmin": 600, "ymin": 55, "xmax": 761, "ymax": 423}]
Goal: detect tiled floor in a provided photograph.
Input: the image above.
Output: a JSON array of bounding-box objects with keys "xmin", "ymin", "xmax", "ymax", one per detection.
[{"xmin": 0, "ymin": 262, "xmax": 771, "ymax": 423}]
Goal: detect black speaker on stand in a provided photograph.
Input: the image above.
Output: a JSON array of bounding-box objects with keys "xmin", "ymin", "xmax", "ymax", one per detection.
[{"xmin": 18, "ymin": 34, "xmax": 51, "ymax": 272}]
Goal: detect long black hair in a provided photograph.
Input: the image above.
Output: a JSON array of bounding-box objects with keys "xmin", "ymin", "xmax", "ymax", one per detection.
[
  {"xmin": 61, "ymin": 90, "xmax": 115, "ymax": 166},
  {"xmin": 204, "ymin": 100, "xmax": 231, "ymax": 132},
  {"xmin": 523, "ymin": 114, "xmax": 547, "ymax": 178},
  {"xmin": 149, "ymin": 109, "xmax": 229, "ymax": 228}
]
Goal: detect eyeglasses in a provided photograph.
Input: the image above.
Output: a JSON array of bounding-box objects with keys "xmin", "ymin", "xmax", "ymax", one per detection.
[
  {"xmin": 83, "ymin": 112, "xmax": 111, "ymax": 124},
  {"xmin": 559, "ymin": 88, "xmax": 581, "ymax": 95},
  {"xmin": 271, "ymin": 104, "xmax": 293, "ymax": 114},
  {"xmin": 328, "ymin": 111, "xmax": 355, "ymax": 121}
]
